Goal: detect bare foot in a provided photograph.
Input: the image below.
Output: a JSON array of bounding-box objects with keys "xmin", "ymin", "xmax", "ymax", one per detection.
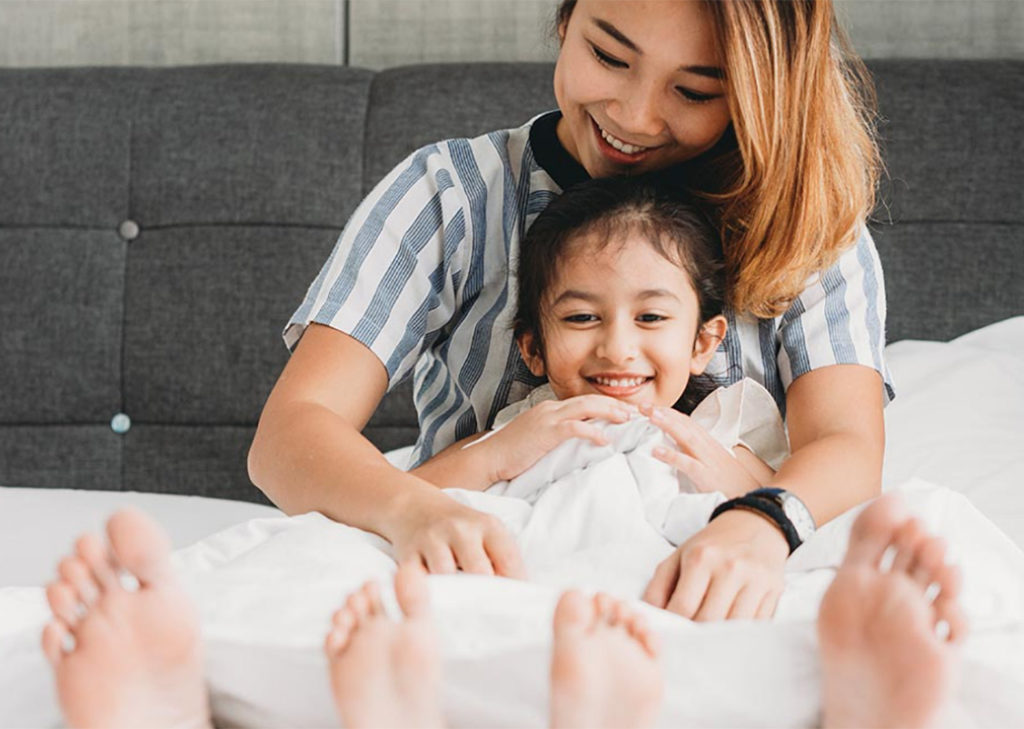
[
  {"xmin": 549, "ymin": 591, "xmax": 662, "ymax": 729},
  {"xmin": 818, "ymin": 494, "xmax": 968, "ymax": 729},
  {"xmin": 324, "ymin": 562, "xmax": 444, "ymax": 729},
  {"xmin": 40, "ymin": 508, "xmax": 210, "ymax": 729}
]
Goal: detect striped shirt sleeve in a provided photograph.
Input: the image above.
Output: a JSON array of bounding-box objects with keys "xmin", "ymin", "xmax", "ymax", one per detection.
[
  {"xmin": 776, "ymin": 226, "xmax": 896, "ymax": 403},
  {"xmin": 283, "ymin": 144, "xmax": 470, "ymax": 389}
]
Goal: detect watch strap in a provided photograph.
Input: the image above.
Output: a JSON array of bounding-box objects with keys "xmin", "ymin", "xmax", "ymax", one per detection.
[{"xmin": 709, "ymin": 495, "xmax": 802, "ymax": 554}]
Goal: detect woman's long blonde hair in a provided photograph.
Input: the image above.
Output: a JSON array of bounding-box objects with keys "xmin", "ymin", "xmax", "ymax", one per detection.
[
  {"xmin": 555, "ymin": 0, "xmax": 882, "ymax": 318},
  {"xmin": 703, "ymin": 0, "xmax": 881, "ymax": 317}
]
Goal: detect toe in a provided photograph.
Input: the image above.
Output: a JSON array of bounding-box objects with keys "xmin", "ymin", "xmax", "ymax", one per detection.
[
  {"xmin": 593, "ymin": 593, "xmax": 615, "ymax": 626},
  {"xmin": 46, "ymin": 581, "xmax": 81, "ymax": 627},
  {"xmin": 845, "ymin": 494, "xmax": 907, "ymax": 568},
  {"xmin": 58, "ymin": 556, "xmax": 100, "ymax": 607},
  {"xmin": 324, "ymin": 611, "xmax": 356, "ymax": 658},
  {"xmin": 553, "ymin": 590, "xmax": 593, "ymax": 639},
  {"xmin": 933, "ymin": 595, "xmax": 968, "ymax": 644},
  {"xmin": 395, "ymin": 562, "xmax": 431, "ymax": 620},
  {"xmin": 909, "ymin": 536, "xmax": 947, "ymax": 588},
  {"xmin": 41, "ymin": 620, "xmax": 72, "ymax": 666},
  {"xmin": 890, "ymin": 518, "xmax": 927, "ymax": 574},
  {"xmin": 346, "ymin": 586, "xmax": 371, "ymax": 621},
  {"xmin": 76, "ymin": 533, "xmax": 120, "ymax": 592},
  {"xmin": 106, "ymin": 508, "xmax": 173, "ymax": 587},
  {"xmin": 363, "ymin": 581, "xmax": 384, "ymax": 616}
]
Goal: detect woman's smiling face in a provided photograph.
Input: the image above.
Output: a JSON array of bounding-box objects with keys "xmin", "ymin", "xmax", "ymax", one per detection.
[{"xmin": 553, "ymin": 0, "xmax": 732, "ymax": 178}]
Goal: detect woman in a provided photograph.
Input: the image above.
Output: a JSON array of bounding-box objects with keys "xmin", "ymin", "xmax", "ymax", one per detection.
[{"xmin": 248, "ymin": 0, "xmax": 889, "ymax": 621}]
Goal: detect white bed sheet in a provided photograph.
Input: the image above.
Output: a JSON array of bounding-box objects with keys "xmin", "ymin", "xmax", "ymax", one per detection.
[{"xmin": 2, "ymin": 317, "xmax": 1023, "ymax": 728}]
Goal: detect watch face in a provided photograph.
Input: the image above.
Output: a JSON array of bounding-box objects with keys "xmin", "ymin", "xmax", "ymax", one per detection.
[{"xmin": 782, "ymin": 497, "xmax": 814, "ymax": 539}]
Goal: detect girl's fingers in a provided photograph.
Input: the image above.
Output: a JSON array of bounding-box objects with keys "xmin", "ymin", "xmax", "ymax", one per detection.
[
  {"xmin": 642, "ymin": 555, "xmax": 680, "ymax": 609},
  {"xmin": 562, "ymin": 420, "xmax": 609, "ymax": 447},
  {"xmin": 648, "ymin": 408, "xmax": 717, "ymax": 461},
  {"xmin": 652, "ymin": 447, "xmax": 705, "ymax": 482},
  {"xmin": 559, "ymin": 395, "xmax": 635, "ymax": 422}
]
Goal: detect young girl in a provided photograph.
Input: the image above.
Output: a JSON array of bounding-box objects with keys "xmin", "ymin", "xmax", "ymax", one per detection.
[
  {"xmin": 411, "ymin": 175, "xmax": 783, "ymax": 503},
  {"xmin": 249, "ymin": 0, "xmax": 890, "ymax": 621}
]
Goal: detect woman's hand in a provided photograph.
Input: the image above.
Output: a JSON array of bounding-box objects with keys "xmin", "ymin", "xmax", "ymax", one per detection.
[
  {"xmin": 642, "ymin": 404, "xmax": 765, "ymax": 499},
  {"xmin": 482, "ymin": 395, "xmax": 635, "ymax": 482},
  {"xmin": 387, "ymin": 485, "xmax": 526, "ymax": 578},
  {"xmin": 642, "ymin": 509, "xmax": 788, "ymax": 620}
]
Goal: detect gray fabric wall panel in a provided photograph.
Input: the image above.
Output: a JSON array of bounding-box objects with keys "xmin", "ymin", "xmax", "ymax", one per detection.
[
  {"xmin": 869, "ymin": 60, "xmax": 1024, "ymax": 224},
  {"xmin": 0, "ymin": 69, "xmax": 133, "ymax": 226},
  {"xmin": 363, "ymin": 63, "xmax": 556, "ymax": 192},
  {"xmin": 0, "ymin": 229, "xmax": 123, "ymax": 422},
  {"xmin": 124, "ymin": 425, "xmax": 267, "ymax": 503},
  {"xmin": 122, "ymin": 226, "xmax": 339, "ymax": 424},
  {"xmin": 0, "ymin": 426, "xmax": 120, "ymax": 490},
  {"xmin": 130, "ymin": 65, "xmax": 373, "ymax": 228},
  {"xmin": 874, "ymin": 222, "xmax": 1024, "ymax": 343}
]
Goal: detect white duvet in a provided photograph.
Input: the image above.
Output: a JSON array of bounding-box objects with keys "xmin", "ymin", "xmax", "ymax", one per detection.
[{"xmin": 4, "ymin": 318, "xmax": 1024, "ymax": 728}]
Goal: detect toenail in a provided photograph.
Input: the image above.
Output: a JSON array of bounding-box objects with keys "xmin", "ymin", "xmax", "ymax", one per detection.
[
  {"xmin": 878, "ymin": 545, "xmax": 897, "ymax": 573},
  {"xmin": 61, "ymin": 633, "xmax": 76, "ymax": 654},
  {"xmin": 934, "ymin": 619, "xmax": 951, "ymax": 642},
  {"xmin": 923, "ymin": 582, "xmax": 941, "ymax": 603},
  {"xmin": 74, "ymin": 602, "xmax": 88, "ymax": 619},
  {"xmin": 80, "ymin": 584, "xmax": 99, "ymax": 605},
  {"xmin": 119, "ymin": 572, "xmax": 140, "ymax": 592}
]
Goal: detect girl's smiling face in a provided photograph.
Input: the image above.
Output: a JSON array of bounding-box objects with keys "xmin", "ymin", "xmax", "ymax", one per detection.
[
  {"xmin": 553, "ymin": 0, "xmax": 732, "ymax": 178},
  {"xmin": 517, "ymin": 231, "xmax": 724, "ymax": 407}
]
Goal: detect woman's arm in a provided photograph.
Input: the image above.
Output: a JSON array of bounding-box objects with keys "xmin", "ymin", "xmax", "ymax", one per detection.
[
  {"xmin": 643, "ymin": 364, "xmax": 884, "ymax": 619},
  {"xmin": 409, "ymin": 433, "xmax": 495, "ymax": 491},
  {"xmin": 248, "ymin": 323, "xmax": 525, "ymax": 577}
]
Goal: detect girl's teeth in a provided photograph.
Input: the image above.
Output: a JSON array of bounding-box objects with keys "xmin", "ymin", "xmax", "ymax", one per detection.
[
  {"xmin": 600, "ymin": 128, "xmax": 647, "ymax": 155},
  {"xmin": 595, "ymin": 377, "xmax": 646, "ymax": 388}
]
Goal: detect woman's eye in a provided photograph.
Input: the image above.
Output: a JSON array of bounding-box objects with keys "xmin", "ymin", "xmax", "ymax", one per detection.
[
  {"xmin": 590, "ymin": 44, "xmax": 627, "ymax": 69},
  {"xmin": 676, "ymin": 86, "xmax": 717, "ymax": 104}
]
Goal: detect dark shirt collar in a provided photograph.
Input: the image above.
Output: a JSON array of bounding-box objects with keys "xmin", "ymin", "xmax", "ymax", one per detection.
[{"xmin": 529, "ymin": 111, "xmax": 589, "ymax": 190}]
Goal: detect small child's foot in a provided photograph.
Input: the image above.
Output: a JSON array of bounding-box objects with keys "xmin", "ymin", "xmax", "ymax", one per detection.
[
  {"xmin": 818, "ymin": 494, "xmax": 967, "ymax": 729},
  {"xmin": 324, "ymin": 562, "xmax": 444, "ymax": 729},
  {"xmin": 549, "ymin": 591, "xmax": 662, "ymax": 729},
  {"xmin": 40, "ymin": 508, "xmax": 210, "ymax": 729}
]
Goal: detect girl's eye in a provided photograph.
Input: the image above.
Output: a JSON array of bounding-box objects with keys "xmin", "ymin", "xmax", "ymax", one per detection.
[
  {"xmin": 637, "ymin": 313, "xmax": 667, "ymax": 323},
  {"xmin": 564, "ymin": 313, "xmax": 598, "ymax": 323},
  {"xmin": 676, "ymin": 86, "xmax": 717, "ymax": 104},
  {"xmin": 590, "ymin": 44, "xmax": 627, "ymax": 69}
]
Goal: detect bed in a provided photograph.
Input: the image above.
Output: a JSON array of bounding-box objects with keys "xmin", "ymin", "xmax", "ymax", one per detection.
[{"xmin": 3, "ymin": 316, "xmax": 1023, "ymax": 728}]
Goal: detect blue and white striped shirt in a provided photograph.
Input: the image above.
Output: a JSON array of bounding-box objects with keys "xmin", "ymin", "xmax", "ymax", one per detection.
[{"xmin": 285, "ymin": 112, "xmax": 894, "ymax": 467}]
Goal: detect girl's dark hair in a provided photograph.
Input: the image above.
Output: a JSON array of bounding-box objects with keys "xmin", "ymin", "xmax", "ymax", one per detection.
[{"xmin": 514, "ymin": 176, "xmax": 728, "ymax": 413}]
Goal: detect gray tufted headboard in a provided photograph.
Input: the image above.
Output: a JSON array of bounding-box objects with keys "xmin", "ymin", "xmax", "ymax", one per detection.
[{"xmin": 1, "ymin": 61, "xmax": 1021, "ymax": 503}]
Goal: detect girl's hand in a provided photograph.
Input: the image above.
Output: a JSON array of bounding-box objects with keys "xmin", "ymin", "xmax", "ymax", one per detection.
[
  {"xmin": 483, "ymin": 395, "xmax": 635, "ymax": 482},
  {"xmin": 388, "ymin": 485, "xmax": 526, "ymax": 578},
  {"xmin": 642, "ymin": 404, "xmax": 764, "ymax": 499},
  {"xmin": 642, "ymin": 509, "xmax": 788, "ymax": 620}
]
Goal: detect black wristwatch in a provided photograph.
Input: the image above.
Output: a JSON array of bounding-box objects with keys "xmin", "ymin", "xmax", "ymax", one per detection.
[{"xmin": 709, "ymin": 488, "xmax": 815, "ymax": 554}]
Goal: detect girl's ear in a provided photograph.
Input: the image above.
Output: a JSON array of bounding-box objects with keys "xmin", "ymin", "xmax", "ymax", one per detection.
[
  {"xmin": 690, "ymin": 315, "xmax": 727, "ymax": 375},
  {"xmin": 517, "ymin": 331, "xmax": 546, "ymax": 377}
]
